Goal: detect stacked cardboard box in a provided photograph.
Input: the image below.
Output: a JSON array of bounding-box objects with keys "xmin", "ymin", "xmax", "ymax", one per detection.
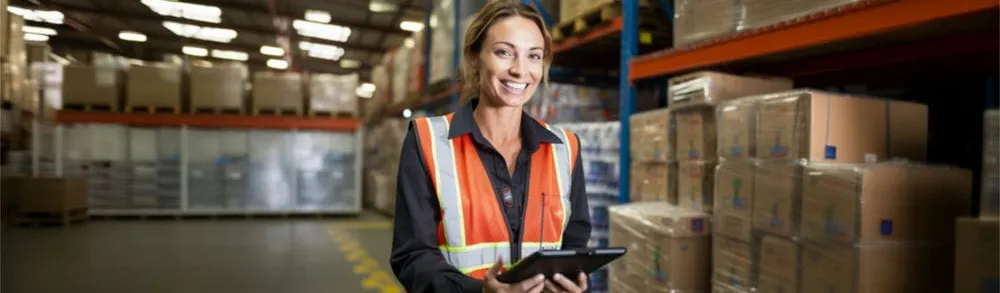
[
  {"xmin": 189, "ymin": 63, "xmax": 246, "ymax": 112},
  {"xmin": 252, "ymin": 71, "xmax": 304, "ymax": 114},
  {"xmin": 629, "ymin": 108, "xmax": 676, "ymax": 203},
  {"xmin": 126, "ymin": 62, "xmax": 182, "ymax": 109},
  {"xmin": 982, "ymin": 109, "xmax": 999, "ymax": 218},
  {"xmin": 673, "ymin": 0, "xmax": 856, "ymax": 47},
  {"xmin": 62, "ymin": 64, "xmax": 124, "ymax": 109},
  {"xmin": 609, "ymin": 202, "xmax": 712, "ymax": 293}
]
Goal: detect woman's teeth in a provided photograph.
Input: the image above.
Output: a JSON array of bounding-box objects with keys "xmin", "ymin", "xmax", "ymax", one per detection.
[{"xmin": 503, "ymin": 81, "xmax": 527, "ymax": 90}]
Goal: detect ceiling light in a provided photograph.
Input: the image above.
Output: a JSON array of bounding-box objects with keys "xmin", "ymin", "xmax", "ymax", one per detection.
[
  {"xmin": 402, "ymin": 108, "xmax": 412, "ymax": 118},
  {"xmin": 304, "ymin": 10, "xmax": 331, "ymax": 23},
  {"xmin": 118, "ymin": 31, "xmax": 147, "ymax": 42},
  {"xmin": 340, "ymin": 59, "xmax": 360, "ymax": 69},
  {"xmin": 356, "ymin": 87, "xmax": 374, "ymax": 99},
  {"xmin": 403, "ymin": 38, "xmax": 415, "ymax": 48},
  {"xmin": 141, "ymin": 0, "xmax": 221, "ymax": 23},
  {"xmin": 359, "ymin": 82, "xmax": 375, "ymax": 92},
  {"xmin": 292, "ymin": 19, "xmax": 351, "ymax": 42},
  {"xmin": 182, "ymin": 46, "xmax": 208, "ymax": 56},
  {"xmin": 7, "ymin": 6, "xmax": 63, "ymax": 24},
  {"xmin": 400, "ymin": 21, "xmax": 424, "ymax": 32},
  {"xmin": 369, "ymin": 0, "xmax": 398, "ymax": 13},
  {"xmin": 24, "ymin": 33, "xmax": 49, "ymax": 42},
  {"xmin": 211, "ymin": 49, "xmax": 248, "ymax": 61},
  {"xmin": 23, "ymin": 26, "xmax": 57, "ymax": 36},
  {"xmin": 163, "ymin": 21, "xmax": 237, "ymax": 43},
  {"xmin": 429, "ymin": 15, "xmax": 438, "ymax": 29},
  {"xmin": 299, "ymin": 41, "xmax": 345, "ymax": 61},
  {"xmin": 259, "ymin": 45, "xmax": 284, "ymax": 56},
  {"xmin": 266, "ymin": 59, "xmax": 288, "ymax": 69}
]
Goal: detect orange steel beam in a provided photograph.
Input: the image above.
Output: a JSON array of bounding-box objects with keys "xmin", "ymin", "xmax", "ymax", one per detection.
[
  {"xmin": 553, "ymin": 17, "xmax": 623, "ymax": 54},
  {"xmin": 629, "ymin": 0, "xmax": 1000, "ymax": 81},
  {"xmin": 54, "ymin": 111, "xmax": 361, "ymax": 131}
]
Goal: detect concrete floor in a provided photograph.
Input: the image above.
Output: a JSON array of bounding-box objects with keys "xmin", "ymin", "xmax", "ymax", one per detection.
[{"xmin": 1, "ymin": 211, "xmax": 402, "ymax": 293}]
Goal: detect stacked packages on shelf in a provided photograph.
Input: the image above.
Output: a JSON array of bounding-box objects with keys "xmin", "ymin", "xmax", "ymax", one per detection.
[
  {"xmin": 556, "ymin": 121, "xmax": 621, "ymax": 293},
  {"xmin": 673, "ymin": 0, "xmax": 858, "ymax": 47},
  {"xmin": 954, "ymin": 109, "xmax": 999, "ymax": 293},
  {"xmin": 527, "ymin": 83, "xmax": 618, "ymax": 124},
  {"xmin": 363, "ymin": 118, "xmax": 409, "ymax": 215}
]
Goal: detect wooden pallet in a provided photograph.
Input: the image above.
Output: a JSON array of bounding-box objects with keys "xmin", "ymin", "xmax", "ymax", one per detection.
[
  {"xmin": 14, "ymin": 208, "xmax": 89, "ymax": 227},
  {"xmin": 253, "ymin": 108, "xmax": 301, "ymax": 116},
  {"xmin": 308, "ymin": 110, "xmax": 357, "ymax": 118},
  {"xmin": 126, "ymin": 105, "xmax": 180, "ymax": 114},
  {"xmin": 63, "ymin": 103, "xmax": 117, "ymax": 112},
  {"xmin": 552, "ymin": 1, "xmax": 622, "ymax": 41},
  {"xmin": 191, "ymin": 107, "xmax": 244, "ymax": 115}
]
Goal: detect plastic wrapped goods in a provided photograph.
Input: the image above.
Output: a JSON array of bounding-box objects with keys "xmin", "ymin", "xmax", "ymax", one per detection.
[
  {"xmin": 190, "ymin": 62, "xmax": 246, "ymax": 111},
  {"xmin": 714, "ymin": 160, "xmax": 756, "ymax": 242},
  {"xmin": 716, "ymin": 97, "xmax": 764, "ymax": 160},
  {"xmin": 630, "ymin": 108, "xmax": 674, "ymax": 163},
  {"xmin": 126, "ymin": 62, "xmax": 182, "ymax": 108},
  {"xmin": 711, "ymin": 234, "xmax": 755, "ymax": 293},
  {"xmin": 62, "ymin": 64, "xmax": 123, "ymax": 108},
  {"xmin": 982, "ymin": 109, "xmax": 999, "ymax": 218},
  {"xmin": 751, "ymin": 161, "xmax": 802, "ymax": 239},
  {"xmin": 677, "ymin": 160, "xmax": 715, "ymax": 213},
  {"xmin": 391, "ymin": 46, "xmax": 412, "ymax": 104},
  {"xmin": 668, "ymin": 72, "xmax": 792, "ymax": 107},
  {"xmin": 742, "ymin": 0, "xmax": 857, "ymax": 30},
  {"xmin": 309, "ymin": 73, "xmax": 359, "ymax": 116},
  {"xmin": 252, "ymin": 71, "xmax": 304, "ymax": 113},
  {"xmin": 674, "ymin": 0, "xmax": 857, "ymax": 47},
  {"xmin": 754, "ymin": 90, "xmax": 928, "ymax": 163},
  {"xmin": 954, "ymin": 217, "xmax": 999, "ymax": 293},
  {"xmin": 609, "ymin": 202, "xmax": 711, "ymax": 293},
  {"xmin": 674, "ymin": 106, "xmax": 716, "ymax": 161}
]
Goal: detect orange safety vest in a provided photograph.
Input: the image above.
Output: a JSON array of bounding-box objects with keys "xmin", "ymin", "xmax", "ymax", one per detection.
[{"xmin": 411, "ymin": 113, "xmax": 579, "ymax": 280}]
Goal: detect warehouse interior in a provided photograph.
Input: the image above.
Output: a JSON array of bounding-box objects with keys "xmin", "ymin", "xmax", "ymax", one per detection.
[{"xmin": 1, "ymin": 0, "xmax": 998, "ymax": 292}]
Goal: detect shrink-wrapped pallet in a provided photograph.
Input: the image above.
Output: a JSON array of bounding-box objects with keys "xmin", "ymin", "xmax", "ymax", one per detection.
[
  {"xmin": 609, "ymin": 202, "xmax": 711, "ymax": 293},
  {"xmin": 716, "ymin": 96, "xmax": 765, "ymax": 160},
  {"xmin": 126, "ymin": 62, "xmax": 182, "ymax": 109},
  {"xmin": 630, "ymin": 108, "xmax": 674, "ymax": 163},
  {"xmin": 252, "ymin": 71, "xmax": 304, "ymax": 114},
  {"xmin": 668, "ymin": 71, "xmax": 791, "ymax": 108},
  {"xmin": 309, "ymin": 73, "xmax": 359, "ymax": 116},
  {"xmin": 630, "ymin": 162, "xmax": 676, "ymax": 203},
  {"xmin": 677, "ymin": 160, "xmax": 715, "ymax": 213},
  {"xmin": 674, "ymin": 105, "xmax": 716, "ymax": 161},
  {"xmin": 190, "ymin": 62, "xmax": 246, "ymax": 112}
]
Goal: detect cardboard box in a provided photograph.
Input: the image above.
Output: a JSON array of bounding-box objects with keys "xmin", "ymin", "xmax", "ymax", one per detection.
[
  {"xmin": 675, "ymin": 106, "xmax": 716, "ymax": 161},
  {"xmin": 800, "ymin": 163, "xmax": 973, "ymax": 245},
  {"xmin": 800, "ymin": 242, "xmax": 952, "ymax": 293},
  {"xmin": 717, "ymin": 97, "xmax": 765, "ymax": 160},
  {"xmin": 62, "ymin": 65, "xmax": 122, "ymax": 107},
  {"xmin": 190, "ymin": 64, "xmax": 246, "ymax": 110},
  {"xmin": 14, "ymin": 177, "xmax": 88, "ymax": 213},
  {"xmin": 609, "ymin": 202, "xmax": 712, "ymax": 293},
  {"xmin": 630, "ymin": 108, "xmax": 674, "ymax": 162},
  {"xmin": 752, "ymin": 162, "xmax": 803, "ymax": 238},
  {"xmin": 674, "ymin": 0, "xmax": 741, "ymax": 46},
  {"xmin": 252, "ymin": 72, "xmax": 304, "ymax": 113},
  {"xmin": 668, "ymin": 71, "xmax": 792, "ymax": 107},
  {"xmin": 757, "ymin": 236, "xmax": 801, "ymax": 293},
  {"xmin": 630, "ymin": 162, "xmax": 676, "ymax": 203},
  {"xmin": 678, "ymin": 160, "xmax": 715, "ymax": 212},
  {"xmin": 954, "ymin": 217, "xmax": 999, "ymax": 293},
  {"xmin": 756, "ymin": 90, "xmax": 928, "ymax": 163},
  {"xmin": 743, "ymin": 0, "xmax": 854, "ymax": 30},
  {"xmin": 715, "ymin": 160, "xmax": 756, "ymax": 242},
  {"xmin": 712, "ymin": 235, "xmax": 755, "ymax": 292},
  {"xmin": 126, "ymin": 63, "xmax": 182, "ymax": 108},
  {"xmin": 982, "ymin": 109, "xmax": 999, "ymax": 218}
]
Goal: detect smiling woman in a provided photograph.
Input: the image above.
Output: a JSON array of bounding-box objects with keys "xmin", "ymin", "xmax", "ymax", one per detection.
[{"xmin": 389, "ymin": 1, "xmax": 593, "ymax": 293}]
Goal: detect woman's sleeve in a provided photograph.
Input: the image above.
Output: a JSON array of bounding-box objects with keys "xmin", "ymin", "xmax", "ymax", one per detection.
[
  {"xmin": 389, "ymin": 122, "xmax": 484, "ymax": 293},
  {"xmin": 561, "ymin": 133, "xmax": 593, "ymax": 250}
]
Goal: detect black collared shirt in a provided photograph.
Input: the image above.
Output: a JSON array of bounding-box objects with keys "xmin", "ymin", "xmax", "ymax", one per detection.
[{"xmin": 390, "ymin": 99, "xmax": 592, "ymax": 293}]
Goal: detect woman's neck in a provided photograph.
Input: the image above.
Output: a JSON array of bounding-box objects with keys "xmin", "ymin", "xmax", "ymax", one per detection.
[{"xmin": 473, "ymin": 101, "xmax": 522, "ymax": 144}]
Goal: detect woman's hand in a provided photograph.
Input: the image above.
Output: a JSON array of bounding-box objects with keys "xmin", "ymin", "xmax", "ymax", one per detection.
[
  {"xmin": 542, "ymin": 272, "xmax": 588, "ymax": 293},
  {"xmin": 482, "ymin": 257, "xmax": 546, "ymax": 293}
]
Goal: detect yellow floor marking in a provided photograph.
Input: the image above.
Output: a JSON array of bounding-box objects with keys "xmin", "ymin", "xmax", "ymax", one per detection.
[{"xmin": 327, "ymin": 225, "xmax": 402, "ymax": 293}]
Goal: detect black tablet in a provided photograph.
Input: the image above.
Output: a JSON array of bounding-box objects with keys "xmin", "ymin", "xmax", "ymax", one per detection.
[{"xmin": 496, "ymin": 247, "xmax": 627, "ymax": 284}]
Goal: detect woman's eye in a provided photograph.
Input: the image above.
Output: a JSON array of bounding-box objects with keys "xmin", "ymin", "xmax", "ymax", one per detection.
[
  {"xmin": 494, "ymin": 50, "xmax": 511, "ymax": 57},
  {"xmin": 529, "ymin": 54, "xmax": 542, "ymax": 60}
]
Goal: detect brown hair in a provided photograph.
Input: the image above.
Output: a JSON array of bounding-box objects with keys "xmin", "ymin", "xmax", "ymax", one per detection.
[{"xmin": 459, "ymin": 0, "xmax": 553, "ymax": 102}]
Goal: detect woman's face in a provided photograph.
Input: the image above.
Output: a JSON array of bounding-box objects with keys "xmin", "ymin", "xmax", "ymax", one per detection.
[{"xmin": 478, "ymin": 15, "xmax": 545, "ymax": 107}]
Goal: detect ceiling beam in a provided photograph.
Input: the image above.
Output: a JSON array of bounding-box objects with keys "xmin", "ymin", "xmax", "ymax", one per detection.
[{"xmin": 20, "ymin": 2, "xmax": 388, "ymax": 54}]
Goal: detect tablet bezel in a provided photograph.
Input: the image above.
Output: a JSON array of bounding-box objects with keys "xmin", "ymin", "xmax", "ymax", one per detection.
[{"xmin": 495, "ymin": 247, "xmax": 627, "ymax": 284}]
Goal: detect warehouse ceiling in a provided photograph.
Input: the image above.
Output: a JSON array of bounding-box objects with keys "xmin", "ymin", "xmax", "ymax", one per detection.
[{"xmin": 9, "ymin": 0, "xmax": 426, "ymax": 76}]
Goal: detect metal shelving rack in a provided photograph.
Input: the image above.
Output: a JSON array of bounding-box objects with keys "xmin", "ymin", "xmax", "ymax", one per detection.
[{"xmin": 36, "ymin": 112, "xmax": 365, "ymax": 216}]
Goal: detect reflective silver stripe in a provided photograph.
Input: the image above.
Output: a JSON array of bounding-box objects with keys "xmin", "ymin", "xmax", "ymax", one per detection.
[
  {"xmin": 546, "ymin": 125, "xmax": 574, "ymax": 230},
  {"xmin": 440, "ymin": 244, "xmax": 511, "ymax": 272},
  {"xmin": 521, "ymin": 242, "xmax": 563, "ymax": 258},
  {"xmin": 425, "ymin": 116, "xmax": 465, "ymax": 250}
]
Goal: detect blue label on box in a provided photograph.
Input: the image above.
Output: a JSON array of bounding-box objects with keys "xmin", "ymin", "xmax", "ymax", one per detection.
[
  {"xmin": 729, "ymin": 145, "xmax": 745, "ymax": 158},
  {"xmin": 691, "ymin": 219, "xmax": 704, "ymax": 233},
  {"xmin": 880, "ymin": 219, "xmax": 893, "ymax": 236},
  {"xmin": 824, "ymin": 145, "xmax": 837, "ymax": 159}
]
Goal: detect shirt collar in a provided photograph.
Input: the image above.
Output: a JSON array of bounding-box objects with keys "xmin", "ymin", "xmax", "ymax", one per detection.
[{"xmin": 447, "ymin": 98, "xmax": 564, "ymax": 151}]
